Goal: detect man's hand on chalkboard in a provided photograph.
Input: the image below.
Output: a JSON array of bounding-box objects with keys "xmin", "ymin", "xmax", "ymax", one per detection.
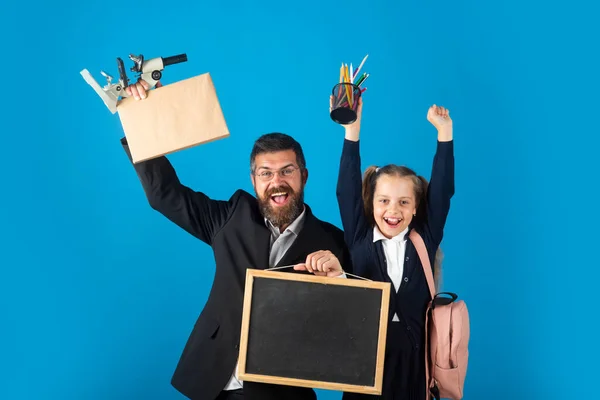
[{"xmin": 293, "ymin": 250, "xmax": 344, "ymax": 277}]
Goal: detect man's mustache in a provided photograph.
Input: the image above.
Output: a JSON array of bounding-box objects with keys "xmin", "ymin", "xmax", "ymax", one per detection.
[{"xmin": 264, "ymin": 185, "xmax": 295, "ymax": 197}]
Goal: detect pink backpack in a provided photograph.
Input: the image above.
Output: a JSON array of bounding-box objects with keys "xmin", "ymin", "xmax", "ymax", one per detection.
[{"xmin": 410, "ymin": 230, "xmax": 470, "ymax": 400}]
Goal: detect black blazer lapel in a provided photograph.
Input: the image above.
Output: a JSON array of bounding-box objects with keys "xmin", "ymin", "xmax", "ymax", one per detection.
[
  {"xmin": 370, "ymin": 231, "xmax": 390, "ymax": 282},
  {"xmin": 248, "ymin": 199, "xmax": 272, "ymax": 270},
  {"xmin": 373, "ymin": 239, "xmax": 397, "ymax": 322}
]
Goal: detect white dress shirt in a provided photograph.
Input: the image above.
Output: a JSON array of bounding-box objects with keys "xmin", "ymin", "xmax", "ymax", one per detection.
[{"xmin": 373, "ymin": 225, "xmax": 409, "ymax": 322}]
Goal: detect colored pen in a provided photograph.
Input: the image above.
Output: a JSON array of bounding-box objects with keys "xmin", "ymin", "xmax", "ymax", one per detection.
[{"xmin": 357, "ymin": 73, "xmax": 369, "ymax": 87}]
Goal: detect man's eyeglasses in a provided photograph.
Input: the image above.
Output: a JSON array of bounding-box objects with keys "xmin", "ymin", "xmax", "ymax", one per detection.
[{"xmin": 254, "ymin": 166, "xmax": 301, "ymax": 181}]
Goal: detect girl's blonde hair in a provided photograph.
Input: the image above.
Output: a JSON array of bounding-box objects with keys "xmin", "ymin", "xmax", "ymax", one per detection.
[{"xmin": 362, "ymin": 165, "xmax": 443, "ymax": 291}]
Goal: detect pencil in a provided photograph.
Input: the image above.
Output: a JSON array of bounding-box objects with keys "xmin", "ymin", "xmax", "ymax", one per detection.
[
  {"xmin": 353, "ymin": 54, "xmax": 369, "ymax": 80},
  {"xmin": 357, "ymin": 73, "xmax": 369, "ymax": 87},
  {"xmin": 345, "ymin": 66, "xmax": 354, "ymax": 107},
  {"xmin": 355, "ymin": 73, "xmax": 366, "ymax": 86}
]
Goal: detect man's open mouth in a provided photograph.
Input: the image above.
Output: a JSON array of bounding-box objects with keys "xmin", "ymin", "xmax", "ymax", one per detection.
[{"xmin": 270, "ymin": 192, "xmax": 290, "ymax": 206}]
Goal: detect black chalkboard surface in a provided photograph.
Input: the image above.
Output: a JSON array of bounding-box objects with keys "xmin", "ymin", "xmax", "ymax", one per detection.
[{"xmin": 238, "ymin": 270, "xmax": 391, "ymax": 395}]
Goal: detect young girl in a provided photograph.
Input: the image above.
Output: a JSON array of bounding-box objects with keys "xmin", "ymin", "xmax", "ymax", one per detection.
[{"xmin": 333, "ymin": 97, "xmax": 454, "ymax": 400}]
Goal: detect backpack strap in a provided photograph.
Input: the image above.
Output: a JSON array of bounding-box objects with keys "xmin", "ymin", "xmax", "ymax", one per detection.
[
  {"xmin": 409, "ymin": 229, "xmax": 435, "ymax": 298},
  {"xmin": 409, "ymin": 229, "xmax": 438, "ymax": 400}
]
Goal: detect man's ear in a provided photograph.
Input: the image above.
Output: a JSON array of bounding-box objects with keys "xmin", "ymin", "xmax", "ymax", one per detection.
[{"xmin": 302, "ymin": 168, "xmax": 309, "ymax": 185}]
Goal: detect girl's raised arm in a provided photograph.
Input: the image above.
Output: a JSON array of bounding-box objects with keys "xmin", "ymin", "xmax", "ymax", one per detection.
[
  {"xmin": 421, "ymin": 105, "xmax": 455, "ymax": 248},
  {"xmin": 335, "ymin": 97, "xmax": 370, "ymax": 247}
]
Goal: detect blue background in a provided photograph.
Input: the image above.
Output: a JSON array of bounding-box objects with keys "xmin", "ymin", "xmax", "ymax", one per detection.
[{"xmin": 2, "ymin": 0, "xmax": 598, "ymax": 399}]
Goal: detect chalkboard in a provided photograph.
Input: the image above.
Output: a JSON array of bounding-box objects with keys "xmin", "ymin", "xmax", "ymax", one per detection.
[{"xmin": 238, "ymin": 270, "xmax": 391, "ymax": 395}]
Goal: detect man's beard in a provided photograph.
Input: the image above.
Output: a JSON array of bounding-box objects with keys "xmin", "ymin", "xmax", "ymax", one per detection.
[{"xmin": 256, "ymin": 184, "xmax": 305, "ymax": 229}]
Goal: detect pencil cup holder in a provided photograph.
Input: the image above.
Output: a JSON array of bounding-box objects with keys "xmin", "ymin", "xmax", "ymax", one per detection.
[{"xmin": 330, "ymin": 83, "xmax": 361, "ymax": 125}]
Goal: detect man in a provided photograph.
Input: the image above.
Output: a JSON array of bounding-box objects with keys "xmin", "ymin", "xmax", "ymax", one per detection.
[{"xmin": 121, "ymin": 80, "xmax": 353, "ymax": 400}]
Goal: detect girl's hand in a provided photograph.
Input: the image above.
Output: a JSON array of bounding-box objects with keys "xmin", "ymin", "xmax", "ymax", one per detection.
[
  {"xmin": 331, "ymin": 95, "xmax": 363, "ymax": 142},
  {"xmin": 427, "ymin": 104, "xmax": 453, "ymax": 141}
]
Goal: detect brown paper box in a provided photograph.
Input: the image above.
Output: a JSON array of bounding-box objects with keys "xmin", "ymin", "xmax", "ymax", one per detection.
[{"xmin": 116, "ymin": 72, "xmax": 230, "ymax": 163}]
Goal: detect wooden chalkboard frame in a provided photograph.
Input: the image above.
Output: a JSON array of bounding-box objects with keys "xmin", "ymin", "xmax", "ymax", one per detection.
[{"xmin": 238, "ymin": 269, "xmax": 391, "ymax": 395}]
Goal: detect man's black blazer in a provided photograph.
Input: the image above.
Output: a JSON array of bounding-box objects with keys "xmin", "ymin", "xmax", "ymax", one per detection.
[{"xmin": 120, "ymin": 139, "xmax": 352, "ymax": 400}]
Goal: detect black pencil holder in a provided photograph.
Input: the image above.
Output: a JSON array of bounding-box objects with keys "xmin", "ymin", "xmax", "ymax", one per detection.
[{"xmin": 330, "ymin": 83, "xmax": 362, "ymax": 125}]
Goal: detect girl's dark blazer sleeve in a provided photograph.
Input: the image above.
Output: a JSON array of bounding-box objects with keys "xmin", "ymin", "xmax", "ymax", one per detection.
[
  {"xmin": 121, "ymin": 137, "xmax": 236, "ymax": 246},
  {"xmin": 336, "ymin": 139, "xmax": 370, "ymax": 260},
  {"xmin": 421, "ymin": 140, "xmax": 455, "ymax": 250}
]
